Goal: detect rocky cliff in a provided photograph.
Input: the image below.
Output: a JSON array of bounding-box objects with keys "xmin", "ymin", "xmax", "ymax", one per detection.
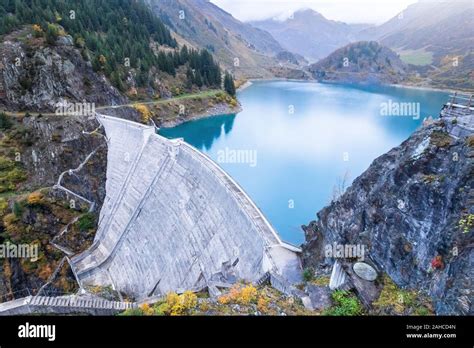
[
  {"xmin": 303, "ymin": 107, "xmax": 473, "ymax": 315},
  {"xmin": 0, "ymin": 28, "xmax": 125, "ymax": 112}
]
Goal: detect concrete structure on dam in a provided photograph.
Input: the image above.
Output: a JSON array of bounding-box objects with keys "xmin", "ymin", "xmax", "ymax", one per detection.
[{"xmin": 70, "ymin": 114, "xmax": 302, "ymax": 301}]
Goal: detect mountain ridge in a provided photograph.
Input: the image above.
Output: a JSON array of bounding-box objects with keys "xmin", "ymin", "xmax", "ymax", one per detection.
[{"xmin": 251, "ymin": 8, "xmax": 372, "ymax": 62}]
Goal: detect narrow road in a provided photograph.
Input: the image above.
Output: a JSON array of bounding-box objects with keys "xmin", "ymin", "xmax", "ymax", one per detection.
[{"xmin": 0, "ymin": 89, "xmax": 223, "ymax": 117}]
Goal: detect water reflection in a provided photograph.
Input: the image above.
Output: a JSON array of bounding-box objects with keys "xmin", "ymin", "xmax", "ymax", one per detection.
[{"xmin": 160, "ymin": 113, "xmax": 236, "ymax": 151}]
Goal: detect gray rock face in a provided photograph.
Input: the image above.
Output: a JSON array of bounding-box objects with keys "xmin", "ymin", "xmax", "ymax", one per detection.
[
  {"xmin": 0, "ymin": 31, "xmax": 126, "ymax": 112},
  {"xmin": 303, "ymin": 108, "xmax": 474, "ymax": 315},
  {"xmin": 71, "ymin": 115, "xmax": 302, "ymax": 300},
  {"xmin": 306, "ymin": 284, "xmax": 332, "ymax": 311},
  {"xmin": 353, "ymin": 262, "xmax": 377, "ymax": 281}
]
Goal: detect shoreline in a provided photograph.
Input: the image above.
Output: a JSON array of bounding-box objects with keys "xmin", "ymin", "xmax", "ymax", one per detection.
[
  {"xmin": 388, "ymin": 83, "xmax": 459, "ymax": 94},
  {"xmin": 238, "ymin": 76, "xmax": 463, "ymax": 94},
  {"xmin": 158, "ymin": 103, "xmax": 242, "ymax": 129},
  {"xmin": 154, "ymin": 78, "xmax": 470, "ymax": 129}
]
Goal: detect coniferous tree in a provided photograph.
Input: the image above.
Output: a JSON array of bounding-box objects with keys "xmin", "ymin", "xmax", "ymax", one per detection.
[{"xmin": 224, "ymin": 72, "xmax": 236, "ymax": 96}]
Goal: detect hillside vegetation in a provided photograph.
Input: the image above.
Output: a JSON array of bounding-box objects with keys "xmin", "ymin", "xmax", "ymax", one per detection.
[
  {"xmin": 310, "ymin": 41, "xmax": 408, "ymax": 84},
  {"xmin": 0, "ymin": 0, "xmax": 230, "ymax": 94}
]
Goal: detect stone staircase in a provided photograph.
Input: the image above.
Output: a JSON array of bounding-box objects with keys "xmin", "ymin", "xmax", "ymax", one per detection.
[{"xmin": 0, "ymin": 294, "xmax": 136, "ymax": 316}]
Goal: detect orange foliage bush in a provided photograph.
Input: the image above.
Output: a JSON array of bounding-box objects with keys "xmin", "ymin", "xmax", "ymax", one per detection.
[{"xmin": 27, "ymin": 191, "xmax": 44, "ymax": 205}]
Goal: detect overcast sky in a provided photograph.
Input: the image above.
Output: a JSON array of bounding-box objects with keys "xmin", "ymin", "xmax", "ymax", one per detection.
[{"xmin": 211, "ymin": 0, "xmax": 420, "ymax": 24}]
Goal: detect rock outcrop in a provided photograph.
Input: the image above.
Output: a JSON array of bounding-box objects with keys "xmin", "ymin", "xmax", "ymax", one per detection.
[
  {"xmin": 303, "ymin": 103, "xmax": 473, "ymax": 315},
  {"xmin": 0, "ymin": 29, "xmax": 125, "ymax": 112}
]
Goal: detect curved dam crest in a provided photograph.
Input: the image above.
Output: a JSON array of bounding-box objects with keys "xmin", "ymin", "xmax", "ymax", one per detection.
[{"xmin": 71, "ymin": 114, "xmax": 302, "ymax": 300}]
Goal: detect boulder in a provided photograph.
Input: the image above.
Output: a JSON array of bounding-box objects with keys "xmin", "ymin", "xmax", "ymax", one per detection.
[{"xmin": 353, "ymin": 262, "xmax": 377, "ymax": 281}]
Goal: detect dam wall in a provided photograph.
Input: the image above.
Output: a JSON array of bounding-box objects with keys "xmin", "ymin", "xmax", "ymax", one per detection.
[{"xmin": 71, "ymin": 115, "xmax": 301, "ymax": 300}]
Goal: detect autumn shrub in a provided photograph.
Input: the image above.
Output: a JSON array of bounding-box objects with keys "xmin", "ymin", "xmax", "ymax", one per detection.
[
  {"xmin": 218, "ymin": 284, "xmax": 258, "ymax": 305},
  {"xmin": 3, "ymin": 213, "xmax": 18, "ymax": 231},
  {"xmin": 134, "ymin": 104, "xmax": 152, "ymax": 124},
  {"xmin": 257, "ymin": 296, "xmax": 269, "ymax": 313},
  {"xmin": 153, "ymin": 291, "xmax": 198, "ymax": 316},
  {"xmin": 140, "ymin": 303, "xmax": 154, "ymax": 316},
  {"xmin": 27, "ymin": 191, "xmax": 44, "ymax": 206},
  {"xmin": 2, "ymin": 213, "xmax": 22, "ymax": 237},
  {"xmin": 32, "ymin": 24, "xmax": 43, "ymax": 38}
]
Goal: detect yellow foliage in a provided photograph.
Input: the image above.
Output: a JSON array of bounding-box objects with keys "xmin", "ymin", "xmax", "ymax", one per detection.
[
  {"xmin": 54, "ymin": 11, "xmax": 62, "ymax": 22},
  {"xmin": 38, "ymin": 263, "xmax": 54, "ymax": 280},
  {"xmin": 181, "ymin": 291, "xmax": 198, "ymax": 309},
  {"xmin": 140, "ymin": 303, "xmax": 154, "ymax": 316},
  {"xmin": 229, "ymin": 98, "xmax": 238, "ymax": 108},
  {"xmin": 218, "ymin": 294, "xmax": 230, "ymax": 305},
  {"xmin": 133, "ymin": 104, "xmax": 152, "ymax": 124},
  {"xmin": 217, "ymin": 284, "xmax": 258, "ymax": 305},
  {"xmin": 32, "ymin": 24, "xmax": 43, "ymax": 33},
  {"xmin": 3, "ymin": 213, "xmax": 20, "ymax": 235},
  {"xmin": 239, "ymin": 285, "xmax": 258, "ymax": 304},
  {"xmin": 0, "ymin": 198, "xmax": 8, "ymax": 215},
  {"xmin": 27, "ymin": 191, "xmax": 44, "ymax": 205},
  {"xmin": 3, "ymin": 213, "xmax": 18, "ymax": 228},
  {"xmin": 159, "ymin": 291, "xmax": 198, "ymax": 316}
]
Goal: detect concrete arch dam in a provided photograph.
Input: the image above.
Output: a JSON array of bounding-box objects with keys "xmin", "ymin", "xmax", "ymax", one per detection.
[{"xmin": 71, "ymin": 114, "xmax": 302, "ymax": 300}]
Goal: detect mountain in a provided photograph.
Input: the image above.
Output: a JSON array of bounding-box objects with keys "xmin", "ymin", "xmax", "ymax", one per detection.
[
  {"xmin": 251, "ymin": 9, "xmax": 373, "ymax": 62},
  {"xmin": 191, "ymin": 0, "xmax": 283, "ymax": 55},
  {"xmin": 363, "ymin": 0, "xmax": 473, "ymax": 60},
  {"xmin": 309, "ymin": 41, "xmax": 408, "ymax": 84},
  {"xmin": 360, "ymin": 0, "xmax": 474, "ymax": 90},
  {"xmin": 0, "ymin": 0, "xmax": 230, "ymax": 101},
  {"xmin": 303, "ymin": 104, "xmax": 474, "ymax": 315},
  {"xmin": 146, "ymin": 0, "xmax": 288, "ymax": 79}
]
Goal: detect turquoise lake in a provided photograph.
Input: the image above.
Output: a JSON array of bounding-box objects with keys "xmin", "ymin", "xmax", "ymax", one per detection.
[{"xmin": 159, "ymin": 81, "xmax": 449, "ymax": 246}]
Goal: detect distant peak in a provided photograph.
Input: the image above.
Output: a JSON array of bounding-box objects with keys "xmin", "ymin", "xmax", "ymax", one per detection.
[
  {"xmin": 270, "ymin": 7, "xmax": 326, "ymax": 22},
  {"xmin": 292, "ymin": 8, "xmax": 326, "ymax": 20}
]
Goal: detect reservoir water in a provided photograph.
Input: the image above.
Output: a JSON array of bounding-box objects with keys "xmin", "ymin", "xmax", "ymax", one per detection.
[{"xmin": 160, "ymin": 81, "xmax": 449, "ymax": 245}]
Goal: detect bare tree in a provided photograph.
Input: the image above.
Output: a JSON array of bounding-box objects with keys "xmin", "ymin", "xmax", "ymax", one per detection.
[{"xmin": 330, "ymin": 170, "xmax": 351, "ymax": 203}]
